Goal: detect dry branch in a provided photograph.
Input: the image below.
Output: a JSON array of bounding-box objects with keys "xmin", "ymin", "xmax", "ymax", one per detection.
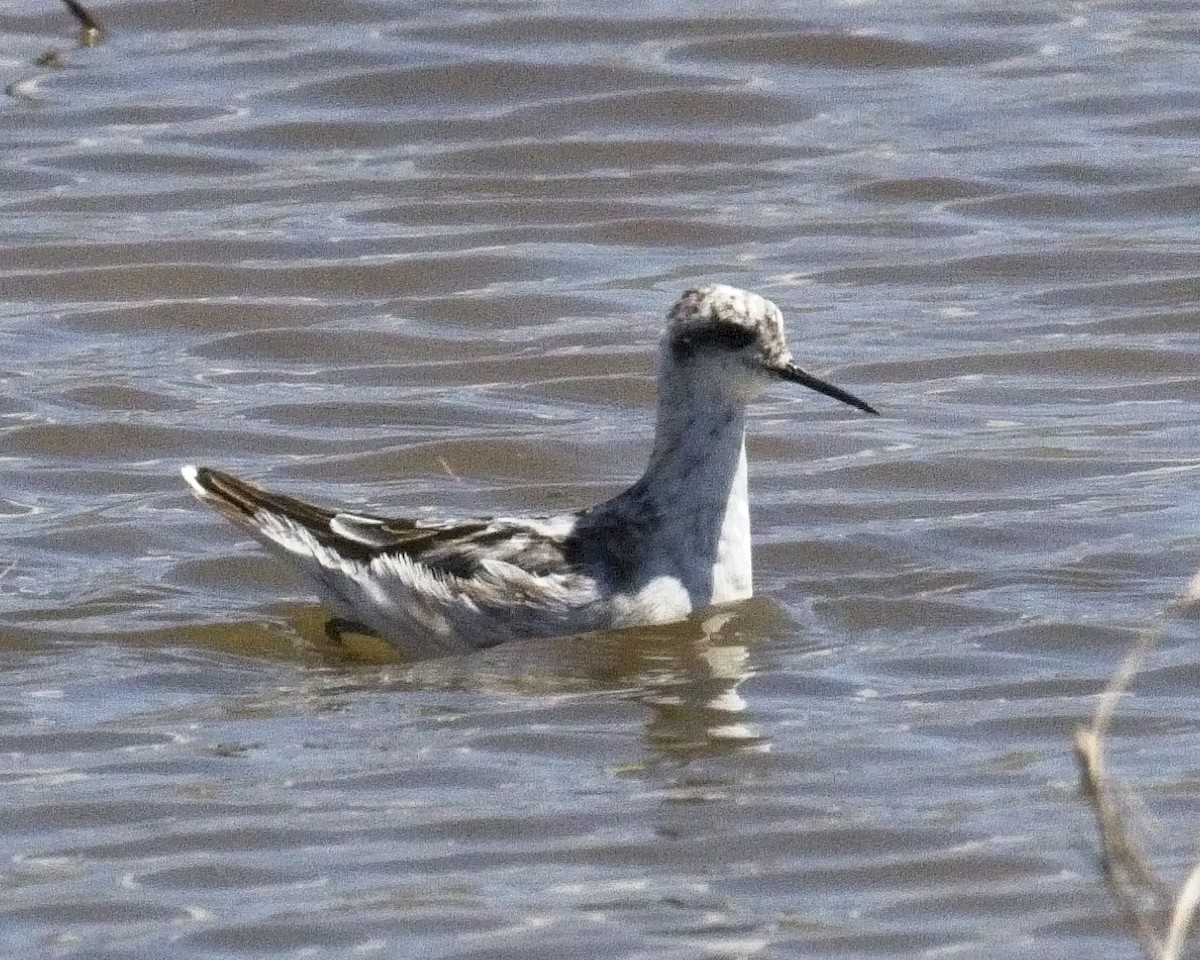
[{"xmin": 1073, "ymin": 570, "xmax": 1200, "ymax": 960}]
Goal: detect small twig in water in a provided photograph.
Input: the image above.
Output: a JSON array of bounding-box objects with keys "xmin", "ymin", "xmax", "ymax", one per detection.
[{"xmin": 437, "ymin": 456, "xmax": 464, "ymax": 484}]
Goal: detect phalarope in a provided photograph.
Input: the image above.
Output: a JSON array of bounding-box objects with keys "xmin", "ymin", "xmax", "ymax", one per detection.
[{"xmin": 183, "ymin": 284, "xmax": 878, "ymax": 657}]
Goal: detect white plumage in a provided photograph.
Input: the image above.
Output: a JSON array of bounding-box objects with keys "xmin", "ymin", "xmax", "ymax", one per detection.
[{"xmin": 182, "ymin": 284, "xmax": 878, "ymax": 658}]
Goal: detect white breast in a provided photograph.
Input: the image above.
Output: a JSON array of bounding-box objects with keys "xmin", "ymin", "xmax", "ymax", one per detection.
[{"xmin": 707, "ymin": 442, "xmax": 753, "ymax": 604}]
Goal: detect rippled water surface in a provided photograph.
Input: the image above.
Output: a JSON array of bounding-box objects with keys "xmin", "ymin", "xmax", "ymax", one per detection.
[{"xmin": 3, "ymin": 1, "xmax": 1200, "ymax": 957}]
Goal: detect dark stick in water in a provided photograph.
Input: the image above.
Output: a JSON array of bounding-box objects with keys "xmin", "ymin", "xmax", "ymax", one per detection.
[{"xmin": 60, "ymin": 0, "xmax": 104, "ymax": 45}]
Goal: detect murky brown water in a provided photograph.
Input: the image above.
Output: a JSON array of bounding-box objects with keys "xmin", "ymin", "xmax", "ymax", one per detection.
[{"xmin": 3, "ymin": 1, "xmax": 1200, "ymax": 957}]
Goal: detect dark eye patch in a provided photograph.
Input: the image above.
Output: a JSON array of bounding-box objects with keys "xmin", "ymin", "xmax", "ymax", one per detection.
[{"xmin": 672, "ymin": 322, "xmax": 757, "ymax": 359}]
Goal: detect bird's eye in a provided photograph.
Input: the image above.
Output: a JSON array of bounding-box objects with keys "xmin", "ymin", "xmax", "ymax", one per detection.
[
  {"xmin": 674, "ymin": 323, "xmax": 757, "ymax": 358},
  {"xmin": 708, "ymin": 324, "xmax": 757, "ymax": 350}
]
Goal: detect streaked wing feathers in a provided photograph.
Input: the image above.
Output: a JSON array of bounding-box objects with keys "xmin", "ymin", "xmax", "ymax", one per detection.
[{"xmin": 186, "ymin": 467, "xmax": 574, "ymax": 579}]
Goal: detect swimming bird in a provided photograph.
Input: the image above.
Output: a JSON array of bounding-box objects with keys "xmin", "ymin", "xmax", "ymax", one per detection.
[{"xmin": 182, "ymin": 284, "xmax": 878, "ymax": 658}]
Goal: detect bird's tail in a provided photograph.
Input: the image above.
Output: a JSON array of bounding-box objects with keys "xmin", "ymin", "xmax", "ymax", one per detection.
[
  {"xmin": 181, "ymin": 465, "xmax": 378, "ymax": 565},
  {"xmin": 182, "ymin": 465, "xmax": 332, "ymax": 526}
]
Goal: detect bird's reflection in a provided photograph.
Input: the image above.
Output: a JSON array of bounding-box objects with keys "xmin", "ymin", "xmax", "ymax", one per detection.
[
  {"xmin": 634, "ymin": 611, "xmax": 767, "ymax": 757},
  {"xmin": 307, "ymin": 596, "xmax": 785, "ymax": 760},
  {"xmin": 178, "ymin": 597, "xmax": 788, "ymax": 761}
]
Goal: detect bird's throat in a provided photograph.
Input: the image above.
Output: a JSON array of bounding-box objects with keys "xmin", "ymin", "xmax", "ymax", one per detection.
[{"xmin": 641, "ymin": 394, "xmax": 753, "ymax": 605}]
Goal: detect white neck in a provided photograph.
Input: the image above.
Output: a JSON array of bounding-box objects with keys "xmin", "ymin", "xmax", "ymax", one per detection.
[{"xmin": 633, "ymin": 361, "xmax": 754, "ymax": 605}]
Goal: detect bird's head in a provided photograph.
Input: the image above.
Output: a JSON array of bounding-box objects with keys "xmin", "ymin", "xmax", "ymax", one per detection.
[{"xmin": 663, "ymin": 284, "xmax": 878, "ymax": 415}]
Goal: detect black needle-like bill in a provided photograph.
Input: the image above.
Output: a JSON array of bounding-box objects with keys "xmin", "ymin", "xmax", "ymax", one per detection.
[{"xmin": 767, "ymin": 361, "xmax": 879, "ymax": 416}]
